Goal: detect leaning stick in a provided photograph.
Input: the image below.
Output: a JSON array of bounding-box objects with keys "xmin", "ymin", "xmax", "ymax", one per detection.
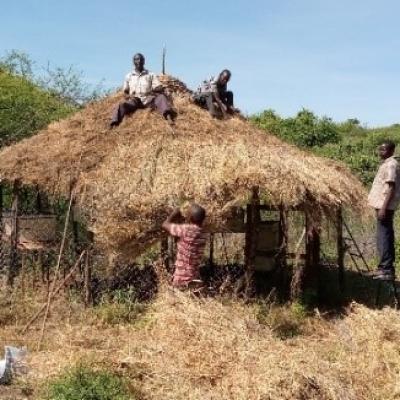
[
  {"xmin": 35, "ymin": 192, "xmax": 74, "ymax": 351},
  {"xmin": 21, "ymin": 250, "xmax": 85, "ymax": 334}
]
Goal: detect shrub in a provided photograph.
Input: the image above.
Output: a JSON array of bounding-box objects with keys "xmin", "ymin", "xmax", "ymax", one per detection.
[
  {"xmin": 251, "ymin": 108, "xmax": 341, "ymax": 148},
  {"xmin": 255, "ymin": 302, "xmax": 307, "ymax": 340},
  {"xmin": 45, "ymin": 365, "xmax": 134, "ymax": 400},
  {"xmin": 94, "ymin": 288, "xmax": 147, "ymax": 325}
]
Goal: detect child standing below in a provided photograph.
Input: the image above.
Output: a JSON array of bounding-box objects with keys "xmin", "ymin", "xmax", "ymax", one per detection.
[{"xmin": 162, "ymin": 204, "xmax": 207, "ymax": 288}]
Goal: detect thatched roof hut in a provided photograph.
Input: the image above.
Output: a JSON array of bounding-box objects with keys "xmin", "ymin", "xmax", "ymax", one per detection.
[{"xmin": 0, "ymin": 76, "xmax": 368, "ymax": 260}]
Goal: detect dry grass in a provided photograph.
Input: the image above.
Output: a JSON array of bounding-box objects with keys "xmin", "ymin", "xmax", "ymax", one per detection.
[
  {"xmin": 0, "ymin": 286, "xmax": 400, "ymax": 399},
  {"xmin": 0, "ymin": 76, "xmax": 370, "ymax": 260}
]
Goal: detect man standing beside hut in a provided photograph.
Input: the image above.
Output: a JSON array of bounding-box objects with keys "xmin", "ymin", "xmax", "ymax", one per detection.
[
  {"xmin": 368, "ymin": 140, "xmax": 400, "ymax": 280},
  {"xmin": 110, "ymin": 53, "xmax": 176, "ymax": 127},
  {"xmin": 162, "ymin": 204, "xmax": 207, "ymax": 289},
  {"xmin": 193, "ymin": 69, "xmax": 236, "ymax": 119}
]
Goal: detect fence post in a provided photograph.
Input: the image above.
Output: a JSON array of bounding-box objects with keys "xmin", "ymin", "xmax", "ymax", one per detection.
[
  {"xmin": 0, "ymin": 183, "xmax": 3, "ymax": 273},
  {"xmin": 8, "ymin": 180, "xmax": 20, "ymax": 286},
  {"xmin": 244, "ymin": 187, "xmax": 260, "ymax": 296},
  {"xmin": 84, "ymin": 249, "xmax": 92, "ymax": 307},
  {"xmin": 291, "ymin": 210, "xmax": 321, "ymax": 301},
  {"xmin": 336, "ymin": 207, "xmax": 345, "ymax": 293}
]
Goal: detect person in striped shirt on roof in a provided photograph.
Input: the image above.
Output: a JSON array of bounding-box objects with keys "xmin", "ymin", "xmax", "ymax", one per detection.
[{"xmin": 162, "ymin": 204, "xmax": 207, "ymax": 289}]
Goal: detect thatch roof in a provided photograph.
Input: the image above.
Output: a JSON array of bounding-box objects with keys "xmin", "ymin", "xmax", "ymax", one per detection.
[{"xmin": 0, "ymin": 75, "xmax": 369, "ymax": 259}]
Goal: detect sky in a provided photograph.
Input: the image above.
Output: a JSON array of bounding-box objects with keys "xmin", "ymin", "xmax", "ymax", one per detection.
[{"xmin": 1, "ymin": 0, "xmax": 400, "ymax": 126}]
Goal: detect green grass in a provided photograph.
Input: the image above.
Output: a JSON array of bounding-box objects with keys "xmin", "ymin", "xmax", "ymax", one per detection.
[
  {"xmin": 93, "ymin": 288, "xmax": 147, "ymax": 325},
  {"xmin": 44, "ymin": 364, "xmax": 138, "ymax": 400},
  {"xmin": 255, "ymin": 301, "xmax": 308, "ymax": 339}
]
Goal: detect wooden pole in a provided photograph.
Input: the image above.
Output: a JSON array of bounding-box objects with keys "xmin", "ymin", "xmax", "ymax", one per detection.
[
  {"xmin": 0, "ymin": 183, "xmax": 3, "ymax": 273},
  {"xmin": 336, "ymin": 207, "xmax": 345, "ymax": 293},
  {"xmin": 162, "ymin": 46, "xmax": 166, "ymax": 75},
  {"xmin": 83, "ymin": 249, "xmax": 92, "ymax": 307},
  {"xmin": 305, "ymin": 212, "xmax": 321, "ymax": 300},
  {"xmin": 209, "ymin": 233, "xmax": 214, "ymax": 267},
  {"xmin": 244, "ymin": 187, "xmax": 260, "ymax": 296},
  {"xmin": 278, "ymin": 206, "xmax": 288, "ymax": 267},
  {"xmin": 291, "ymin": 210, "xmax": 321, "ymax": 301},
  {"xmin": 35, "ymin": 191, "xmax": 74, "ymax": 350},
  {"xmin": 277, "ymin": 206, "xmax": 288, "ymax": 296},
  {"xmin": 8, "ymin": 181, "xmax": 20, "ymax": 286},
  {"xmin": 70, "ymin": 202, "xmax": 80, "ymax": 256},
  {"xmin": 161, "ymin": 237, "xmax": 169, "ymax": 271},
  {"xmin": 35, "ymin": 186, "xmax": 42, "ymax": 214}
]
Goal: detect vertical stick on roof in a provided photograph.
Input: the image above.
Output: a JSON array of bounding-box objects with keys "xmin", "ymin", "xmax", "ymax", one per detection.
[{"xmin": 162, "ymin": 45, "xmax": 166, "ymax": 75}]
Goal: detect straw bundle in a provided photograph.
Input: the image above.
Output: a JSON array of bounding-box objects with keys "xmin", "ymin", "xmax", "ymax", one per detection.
[{"xmin": 0, "ymin": 76, "xmax": 369, "ymax": 259}]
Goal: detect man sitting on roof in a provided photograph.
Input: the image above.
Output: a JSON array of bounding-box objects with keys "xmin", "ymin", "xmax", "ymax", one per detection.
[
  {"xmin": 162, "ymin": 204, "xmax": 207, "ymax": 290},
  {"xmin": 110, "ymin": 53, "xmax": 176, "ymax": 127},
  {"xmin": 193, "ymin": 69, "xmax": 236, "ymax": 119}
]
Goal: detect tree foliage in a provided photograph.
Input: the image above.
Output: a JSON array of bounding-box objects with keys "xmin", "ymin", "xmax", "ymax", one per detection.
[
  {"xmin": 251, "ymin": 108, "xmax": 341, "ymax": 148},
  {"xmin": 252, "ymin": 109, "xmax": 400, "ymax": 186},
  {"xmin": 0, "ymin": 70, "xmax": 75, "ymax": 147},
  {"xmin": 0, "ymin": 50, "xmax": 107, "ymax": 147}
]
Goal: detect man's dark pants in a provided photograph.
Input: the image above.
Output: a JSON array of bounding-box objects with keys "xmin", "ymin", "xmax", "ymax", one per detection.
[
  {"xmin": 195, "ymin": 90, "xmax": 234, "ymax": 117},
  {"xmin": 376, "ymin": 209, "xmax": 396, "ymax": 272},
  {"xmin": 111, "ymin": 94, "xmax": 173, "ymax": 126}
]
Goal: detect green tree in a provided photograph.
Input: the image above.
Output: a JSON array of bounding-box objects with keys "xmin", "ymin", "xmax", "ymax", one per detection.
[
  {"xmin": 252, "ymin": 108, "xmax": 341, "ymax": 148},
  {"xmin": 0, "ymin": 50, "xmax": 108, "ymax": 147},
  {"xmin": 0, "ymin": 70, "xmax": 75, "ymax": 147}
]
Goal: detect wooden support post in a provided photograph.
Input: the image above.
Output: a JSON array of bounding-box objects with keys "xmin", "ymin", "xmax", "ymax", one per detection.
[
  {"xmin": 36, "ymin": 186, "xmax": 42, "ymax": 214},
  {"xmin": 161, "ymin": 236, "xmax": 169, "ymax": 271},
  {"xmin": 8, "ymin": 181, "xmax": 20, "ymax": 286},
  {"xmin": 277, "ymin": 207, "xmax": 289, "ymax": 296},
  {"xmin": 305, "ymin": 212, "xmax": 321, "ymax": 300},
  {"xmin": 0, "ymin": 183, "xmax": 3, "ymax": 272},
  {"xmin": 291, "ymin": 210, "xmax": 321, "ymax": 301},
  {"xmin": 84, "ymin": 249, "xmax": 92, "ymax": 307},
  {"xmin": 209, "ymin": 233, "xmax": 214, "ymax": 267},
  {"xmin": 278, "ymin": 206, "xmax": 288, "ymax": 268},
  {"xmin": 336, "ymin": 207, "xmax": 345, "ymax": 293},
  {"xmin": 70, "ymin": 202, "xmax": 80, "ymax": 256},
  {"xmin": 244, "ymin": 187, "xmax": 260, "ymax": 296}
]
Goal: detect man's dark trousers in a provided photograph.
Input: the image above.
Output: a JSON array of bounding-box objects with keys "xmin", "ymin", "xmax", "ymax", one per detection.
[
  {"xmin": 206, "ymin": 90, "xmax": 233, "ymax": 114},
  {"xmin": 377, "ymin": 209, "xmax": 396, "ymax": 271},
  {"xmin": 196, "ymin": 90, "xmax": 234, "ymax": 117},
  {"xmin": 111, "ymin": 94, "xmax": 172, "ymax": 126}
]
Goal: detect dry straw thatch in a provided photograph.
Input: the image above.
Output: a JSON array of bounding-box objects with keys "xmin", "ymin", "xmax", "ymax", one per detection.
[
  {"xmin": 0, "ymin": 75, "xmax": 369, "ymax": 259},
  {"xmin": 1, "ymin": 288, "xmax": 400, "ymax": 399}
]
